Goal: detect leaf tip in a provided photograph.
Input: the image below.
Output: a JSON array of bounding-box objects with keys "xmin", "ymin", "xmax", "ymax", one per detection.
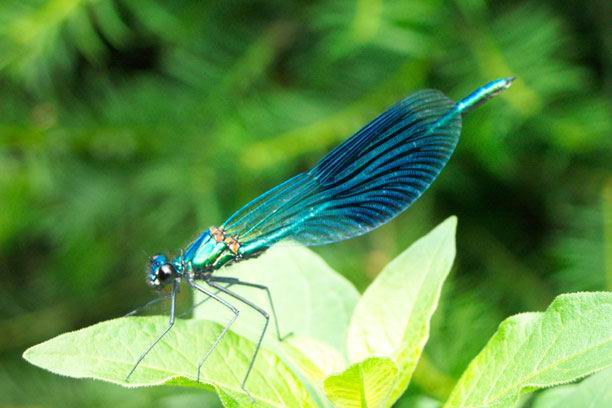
[
  {"xmin": 443, "ymin": 215, "xmax": 458, "ymax": 231},
  {"xmin": 22, "ymin": 344, "xmax": 39, "ymax": 365}
]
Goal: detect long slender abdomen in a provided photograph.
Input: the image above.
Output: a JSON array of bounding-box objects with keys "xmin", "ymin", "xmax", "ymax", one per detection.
[{"xmin": 429, "ymin": 77, "xmax": 514, "ymax": 135}]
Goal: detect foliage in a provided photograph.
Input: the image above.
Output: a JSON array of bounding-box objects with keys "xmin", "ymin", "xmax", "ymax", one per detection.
[
  {"xmin": 532, "ymin": 367, "xmax": 612, "ymax": 408},
  {"xmin": 25, "ymin": 318, "xmax": 315, "ymax": 407},
  {"xmin": 192, "ymin": 245, "xmax": 360, "ymax": 355},
  {"xmin": 2, "ymin": 0, "xmax": 610, "ymax": 407},
  {"xmin": 24, "ymin": 219, "xmax": 612, "ymax": 407},
  {"xmin": 444, "ymin": 293, "xmax": 612, "ymax": 407}
]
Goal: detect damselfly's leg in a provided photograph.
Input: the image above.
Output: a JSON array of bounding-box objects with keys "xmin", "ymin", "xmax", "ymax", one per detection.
[
  {"xmin": 205, "ymin": 280, "xmax": 270, "ymax": 394},
  {"xmin": 177, "ymin": 282, "xmax": 235, "ymax": 318},
  {"xmin": 188, "ymin": 281, "xmax": 244, "ymax": 396},
  {"xmin": 124, "ymin": 293, "xmax": 172, "ymax": 317},
  {"xmin": 125, "ymin": 282, "xmax": 178, "ymax": 382},
  {"xmin": 209, "ymin": 276, "xmax": 292, "ymax": 341}
]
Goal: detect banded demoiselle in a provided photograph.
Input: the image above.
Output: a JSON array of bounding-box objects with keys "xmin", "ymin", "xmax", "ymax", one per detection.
[{"xmin": 125, "ymin": 77, "xmax": 515, "ymax": 397}]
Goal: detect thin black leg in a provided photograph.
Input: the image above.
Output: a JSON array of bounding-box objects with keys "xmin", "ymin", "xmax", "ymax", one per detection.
[
  {"xmin": 177, "ymin": 282, "xmax": 235, "ymax": 318},
  {"xmin": 125, "ymin": 282, "xmax": 178, "ymax": 382},
  {"xmin": 205, "ymin": 280, "xmax": 270, "ymax": 395},
  {"xmin": 188, "ymin": 281, "xmax": 247, "ymax": 398},
  {"xmin": 209, "ymin": 276, "xmax": 292, "ymax": 341}
]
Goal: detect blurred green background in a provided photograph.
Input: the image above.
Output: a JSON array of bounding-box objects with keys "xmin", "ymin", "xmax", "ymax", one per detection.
[{"xmin": 0, "ymin": 0, "xmax": 610, "ymax": 406}]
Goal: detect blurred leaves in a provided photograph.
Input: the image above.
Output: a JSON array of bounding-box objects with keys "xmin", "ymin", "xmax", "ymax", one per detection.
[
  {"xmin": 1, "ymin": 0, "xmax": 610, "ymax": 406},
  {"xmin": 0, "ymin": 0, "xmax": 129, "ymax": 92}
]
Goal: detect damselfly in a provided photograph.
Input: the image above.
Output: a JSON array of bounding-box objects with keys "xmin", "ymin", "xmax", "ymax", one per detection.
[{"xmin": 125, "ymin": 77, "xmax": 515, "ymax": 397}]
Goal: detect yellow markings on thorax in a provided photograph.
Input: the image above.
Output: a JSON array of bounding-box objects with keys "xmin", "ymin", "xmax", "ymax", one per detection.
[
  {"xmin": 209, "ymin": 226, "xmax": 225, "ymax": 243},
  {"xmin": 209, "ymin": 226, "xmax": 241, "ymax": 255},
  {"xmin": 224, "ymin": 236, "xmax": 241, "ymax": 254}
]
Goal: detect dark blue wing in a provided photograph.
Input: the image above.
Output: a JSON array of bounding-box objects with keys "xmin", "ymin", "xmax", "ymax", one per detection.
[{"xmin": 223, "ymin": 89, "xmax": 461, "ymax": 246}]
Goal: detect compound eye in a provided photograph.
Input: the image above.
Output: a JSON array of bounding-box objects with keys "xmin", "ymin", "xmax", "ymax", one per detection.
[
  {"xmin": 157, "ymin": 263, "xmax": 175, "ymax": 282},
  {"xmin": 150, "ymin": 254, "xmax": 167, "ymax": 265}
]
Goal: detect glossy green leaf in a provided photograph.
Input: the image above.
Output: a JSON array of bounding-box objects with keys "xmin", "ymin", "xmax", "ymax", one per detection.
[
  {"xmin": 194, "ymin": 245, "xmax": 360, "ymax": 355},
  {"xmin": 23, "ymin": 317, "xmax": 315, "ymax": 408},
  {"xmin": 281, "ymin": 336, "xmax": 346, "ymax": 385},
  {"xmin": 323, "ymin": 357, "xmax": 399, "ymax": 408},
  {"xmin": 345, "ymin": 216, "xmax": 457, "ymax": 403},
  {"xmin": 532, "ymin": 367, "xmax": 612, "ymax": 408},
  {"xmin": 192, "ymin": 245, "xmax": 359, "ymax": 407},
  {"xmin": 444, "ymin": 292, "xmax": 612, "ymax": 408},
  {"xmin": 281, "ymin": 336, "xmax": 347, "ymax": 408}
]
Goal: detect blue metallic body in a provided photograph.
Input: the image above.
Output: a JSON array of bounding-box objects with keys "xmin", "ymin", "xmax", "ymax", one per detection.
[
  {"xmin": 178, "ymin": 78, "xmax": 514, "ymax": 274},
  {"xmin": 133, "ymin": 77, "xmax": 514, "ymax": 397}
]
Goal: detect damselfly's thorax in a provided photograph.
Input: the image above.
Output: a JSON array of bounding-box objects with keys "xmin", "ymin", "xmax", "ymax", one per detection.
[
  {"xmin": 209, "ymin": 226, "xmax": 242, "ymax": 254},
  {"xmin": 180, "ymin": 226, "xmax": 245, "ymax": 273}
]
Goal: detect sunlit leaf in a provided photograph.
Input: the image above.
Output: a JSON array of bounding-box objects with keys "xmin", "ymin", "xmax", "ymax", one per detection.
[
  {"xmin": 444, "ymin": 292, "xmax": 612, "ymax": 408},
  {"xmin": 23, "ymin": 317, "xmax": 316, "ymax": 408},
  {"xmin": 282, "ymin": 336, "xmax": 346, "ymax": 385},
  {"xmin": 192, "ymin": 245, "xmax": 359, "ymax": 407},
  {"xmin": 323, "ymin": 357, "xmax": 398, "ymax": 408},
  {"xmin": 532, "ymin": 367, "xmax": 612, "ymax": 408},
  {"xmin": 194, "ymin": 245, "xmax": 360, "ymax": 355},
  {"xmin": 345, "ymin": 216, "xmax": 456, "ymax": 403}
]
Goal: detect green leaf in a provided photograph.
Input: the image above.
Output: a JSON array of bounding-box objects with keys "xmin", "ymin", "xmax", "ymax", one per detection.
[
  {"xmin": 344, "ymin": 216, "xmax": 457, "ymax": 404},
  {"xmin": 23, "ymin": 317, "xmax": 316, "ymax": 408},
  {"xmin": 444, "ymin": 292, "xmax": 612, "ymax": 408},
  {"xmin": 194, "ymin": 245, "xmax": 360, "ymax": 354},
  {"xmin": 532, "ymin": 367, "xmax": 612, "ymax": 408},
  {"xmin": 280, "ymin": 336, "xmax": 347, "ymax": 408},
  {"xmin": 193, "ymin": 245, "xmax": 359, "ymax": 407},
  {"xmin": 323, "ymin": 357, "xmax": 399, "ymax": 408},
  {"xmin": 281, "ymin": 336, "xmax": 347, "ymax": 385}
]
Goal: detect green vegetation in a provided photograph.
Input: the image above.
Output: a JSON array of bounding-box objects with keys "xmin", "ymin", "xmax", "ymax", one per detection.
[
  {"xmin": 24, "ymin": 219, "xmax": 612, "ymax": 407},
  {"xmin": 2, "ymin": 0, "xmax": 610, "ymax": 407}
]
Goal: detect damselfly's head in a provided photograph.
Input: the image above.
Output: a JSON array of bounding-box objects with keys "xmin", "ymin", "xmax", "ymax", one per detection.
[{"xmin": 147, "ymin": 254, "xmax": 177, "ymax": 290}]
